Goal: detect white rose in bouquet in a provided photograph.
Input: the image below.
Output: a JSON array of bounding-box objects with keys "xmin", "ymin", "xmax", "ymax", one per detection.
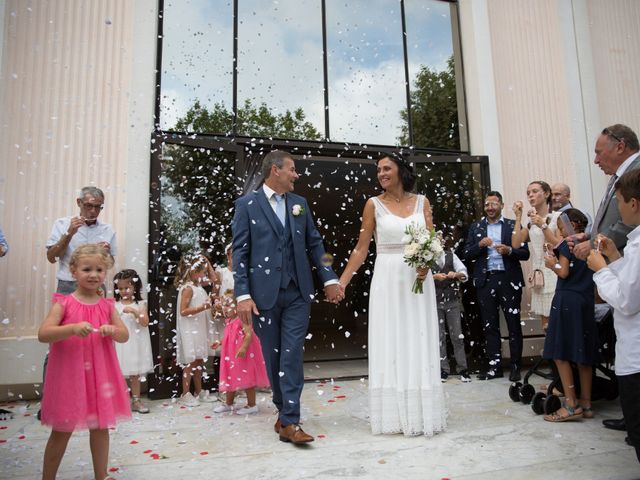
[
  {"xmin": 404, "ymin": 242, "xmax": 420, "ymax": 257},
  {"xmin": 402, "ymin": 222, "xmax": 443, "ymax": 294}
]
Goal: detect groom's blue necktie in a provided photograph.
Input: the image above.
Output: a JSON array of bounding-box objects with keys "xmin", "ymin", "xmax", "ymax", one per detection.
[{"xmin": 274, "ymin": 194, "xmax": 286, "ymax": 226}]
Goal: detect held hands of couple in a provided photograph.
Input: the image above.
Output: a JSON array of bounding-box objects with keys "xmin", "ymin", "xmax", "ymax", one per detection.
[{"xmin": 324, "ymin": 283, "xmax": 345, "ymax": 304}]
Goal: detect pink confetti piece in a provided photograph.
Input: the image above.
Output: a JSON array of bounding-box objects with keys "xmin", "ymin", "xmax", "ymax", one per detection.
[
  {"xmin": 199, "ymin": 451, "xmax": 208, "ymax": 455},
  {"xmin": 150, "ymin": 453, "xmax": 160, "ymax": 459},
  {"xmin": 143, "ymin": 449, "xmax": 153, "ymax": 454},
  {"xmin": 0, "ymin": 440, "xmax": 6, "ymax": 443},
  {"xmin": 335, "ymin": 395, "xmax": 346, "ymax": 399},
  {"xmin": 203, "ymin": 415, "xmax": 212, "ymax": 419},
  {"xmin": 18, "ymin": 435, "xmax": 25, "ymax": 439},
  {"xmin": 130, "ymin": 440, "xmax": 139, "ymax": 444},
  {"xmin": 317, "ymin": 434, "xmax": 326, "ymax": 439},
  {"xmin": 109, "ymin": 467, "xmax": 119, "ymax": 472}
]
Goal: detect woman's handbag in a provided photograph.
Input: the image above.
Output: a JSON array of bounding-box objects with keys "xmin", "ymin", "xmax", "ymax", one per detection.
[{"xmin": 528, "ymin": 269, "xmax": 545, "ymax": 288}]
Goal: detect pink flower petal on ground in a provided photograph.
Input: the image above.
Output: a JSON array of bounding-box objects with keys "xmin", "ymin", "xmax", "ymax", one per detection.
[
  {"xmin": 204, "ymin": 415, "xmax": 212, "ymax": 419},
  {"xmin": 335, "ymin": 395, "xmax": 346, "ymax": 399},
  {"xmin": 150, "ymin": 453, "xmax": 160, "ymax": 459},
  {"xmin": 199, "ymin": 451, "xmax": 208, "ymax": 455},
  {"xmin": 143, "ymin": 449, "xmax": 153, "ymax": 454},
  {"xmin": 109, "ymin": 467, "xmax": 119, "ymax": 472},
  {"xmin": 130, "ymin": 440, "xmax": 139, "ymax": 444},
  {"xmin": 317, "ymin": 434, "xmax": 326, "ymax": 439},
  {"xmin": 0, "ymin": 440, "xmax": 6, "ymax": 443},
  {"xmin": 18, "ymin": 435, "xmax": 25, "ymax": 439}
]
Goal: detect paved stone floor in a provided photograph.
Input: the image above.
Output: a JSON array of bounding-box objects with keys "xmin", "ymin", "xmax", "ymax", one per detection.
[{"xmin": 1, "ymin": 369, "xmax": 638, "ymax": 479}]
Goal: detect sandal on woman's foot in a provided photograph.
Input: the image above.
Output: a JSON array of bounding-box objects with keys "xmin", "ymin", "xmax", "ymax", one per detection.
[
  {"xmin": 580, "ymin": 406, "xmax": 594, "ymax": 419},
  {"xmin": 544, "ymin": 405, "xmax": 583, "ymax": 422}
]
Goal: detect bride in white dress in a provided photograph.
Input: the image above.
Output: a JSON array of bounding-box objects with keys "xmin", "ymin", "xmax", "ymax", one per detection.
[{"xmin": 339, "ymin": 153, "xmax": 447, "ymax": 436}]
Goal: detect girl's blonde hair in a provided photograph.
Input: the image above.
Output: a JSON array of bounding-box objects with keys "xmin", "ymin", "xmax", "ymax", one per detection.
[
  {"xmin": 173, "ymin": 253, "xmax": 209, "ymax": 287},
  {"xmin": 69, "ymin": 244, "xmax": 115, "ymax": 271},
  {"xmin": 69, "ymin": 243, "xmax": 113, "ymax": 270}
]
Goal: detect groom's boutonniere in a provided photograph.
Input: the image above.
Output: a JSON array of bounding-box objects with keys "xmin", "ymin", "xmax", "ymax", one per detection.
[{"xmin": 292, "ymin": 204, "xmax": 305, "ymax": 216}]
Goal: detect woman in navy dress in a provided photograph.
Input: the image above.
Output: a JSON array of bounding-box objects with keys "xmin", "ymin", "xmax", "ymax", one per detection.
[{"xmin": 542, "ymin": 208, "xmax": 597, "ymax": 422}]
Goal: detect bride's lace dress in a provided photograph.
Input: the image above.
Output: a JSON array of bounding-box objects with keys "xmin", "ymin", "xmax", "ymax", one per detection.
[{"xmin": 368, "ymin": 195, "xmax": 447, "ymax": 436}]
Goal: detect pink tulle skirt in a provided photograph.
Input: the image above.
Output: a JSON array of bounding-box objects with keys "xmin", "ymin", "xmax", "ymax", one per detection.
[
  {"xmin": 219, "ymin": 317, "xmax": 270, "ymax": 393},
  {"xmin": 41, "ymin": 294, "xmax": 131, "ymax": 432}
]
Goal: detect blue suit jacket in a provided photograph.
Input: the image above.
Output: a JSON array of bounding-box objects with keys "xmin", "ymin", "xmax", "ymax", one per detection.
[
  {"xmin": 463, "ymin": 217, "xmax": 529, "ymax": 289},
  {"xmin": 231, "ymin": 188, "xmax": 338, "ymax": 310}
]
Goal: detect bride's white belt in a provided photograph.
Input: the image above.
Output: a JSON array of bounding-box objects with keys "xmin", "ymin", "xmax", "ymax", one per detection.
[{"xmin": 376, "ymin": 243, "xmax": 405, "ymax": 254}]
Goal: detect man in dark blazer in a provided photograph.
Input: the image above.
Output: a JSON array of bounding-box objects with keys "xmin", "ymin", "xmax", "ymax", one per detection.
[
  {"xmin": 574, "ymin": 124, "xmax": 640, "ymax": 433},
  {"xmin": 232, "ymin": 150, "xmax": 342, "ymax": 444},
  {"xmin": 464, "ymin": 191, "xmax": 530, "ymax": 381}
]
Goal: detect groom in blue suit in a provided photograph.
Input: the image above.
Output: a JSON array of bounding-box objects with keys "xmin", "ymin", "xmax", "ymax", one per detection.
[{"xmin": 232, "ymin": 150, "xmax": 342, "ymax": 444}]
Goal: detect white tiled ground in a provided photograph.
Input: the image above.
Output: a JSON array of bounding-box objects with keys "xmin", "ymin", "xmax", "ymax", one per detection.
[{"xmin": 1, "ymin": 368, "xmax": 638, "ymax": 480}]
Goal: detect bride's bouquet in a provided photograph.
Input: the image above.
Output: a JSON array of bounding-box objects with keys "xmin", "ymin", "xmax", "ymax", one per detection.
[{"xmin": 402, "ymin": 222, "xmax": 444, "ymax": 294}]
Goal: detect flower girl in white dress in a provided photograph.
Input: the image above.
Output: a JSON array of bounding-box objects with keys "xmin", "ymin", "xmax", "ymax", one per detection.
[{"xmin": 113, "ymin": 269, "xmax": 153, "ymax": 413}]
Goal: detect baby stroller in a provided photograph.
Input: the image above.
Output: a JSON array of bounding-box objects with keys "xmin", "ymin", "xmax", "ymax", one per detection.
[
  {"xmin": 509, "ymin": 356, "xmax": 556, "ymax": 405},
  {"xmin": 530, "ymin": 304, "xmax": 618, "ymax": 415}
]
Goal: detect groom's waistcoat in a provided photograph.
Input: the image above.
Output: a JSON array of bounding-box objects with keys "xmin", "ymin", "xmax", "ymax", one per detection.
[{"xmin": 279, "ymin": 213, "xmax": 298, "ymax": 289}]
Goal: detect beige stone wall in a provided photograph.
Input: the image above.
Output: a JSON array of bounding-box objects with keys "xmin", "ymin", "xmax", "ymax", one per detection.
[{"xmin": 0, "ymin": 0, "xmax": 156, "ymax": 390}]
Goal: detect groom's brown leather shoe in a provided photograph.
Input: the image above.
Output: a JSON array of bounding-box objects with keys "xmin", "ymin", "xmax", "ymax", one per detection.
[
  {"xmin": 274, "ymin": 419, "xmax": 282, "ymax": 434},
  {"xmin": 279, "ymin": 424, "xmax": 314, "ymax": 444}
]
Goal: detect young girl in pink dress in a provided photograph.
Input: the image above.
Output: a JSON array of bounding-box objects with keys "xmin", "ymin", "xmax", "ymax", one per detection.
[
  {"xmin": 38, "ymin": 244, "xmax": 131, "ymax": 480},
  {"xmin": 214, "ymin": 291, "xmax": 270, "ymax": 415}
]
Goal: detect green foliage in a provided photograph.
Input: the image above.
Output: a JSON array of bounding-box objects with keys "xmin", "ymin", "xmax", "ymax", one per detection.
[
  {"xmin": 174, "ymin": 99, "xmax": 322, "ymax": 140},
  {"xmin": 399, "ymin": 55, "xmax": 459, "ymax": 149},
  {"xmin": 161, "ymin": 99, "xmax": 321, "ymax": 264}
]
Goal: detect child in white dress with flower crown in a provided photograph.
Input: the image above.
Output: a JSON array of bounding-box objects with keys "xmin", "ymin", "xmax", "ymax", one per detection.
[
  {"xmin": 113, "ymin": 269, "xmax": 153, "ymax": 413},
  {"xmin": 175, "ymin": 254, "xmax": 219, "ymax": 407}
]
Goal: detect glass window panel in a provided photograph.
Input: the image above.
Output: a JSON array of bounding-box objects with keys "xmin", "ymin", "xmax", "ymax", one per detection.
[
  {"xmin": 151, "ymin": 142, "xmax": 240, "ymax": 395},
  {"xmin": 291, "ymin": 156, "xmax": 378, "ymax": 360},
  {"xmin": 159, "ymin": 143, "xmax": 239, "ymax": 260},
  {"xmin": 160, "ymin": 0, "xmax": 234, "ymax": 132},
  {"xmin": 414, "ymin": 159, "xmax": 484, "ymax": 233},
  {"xmin": 326, "ymin": 1, "xmax": 406, "ymax": 145},
  {"xmin": 404, "ymin": 0, "xmax": 461, "ymax": 149},
  {"xmin": 237, "ymin": 0, "xmax": 324, "ymax": 140}
]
